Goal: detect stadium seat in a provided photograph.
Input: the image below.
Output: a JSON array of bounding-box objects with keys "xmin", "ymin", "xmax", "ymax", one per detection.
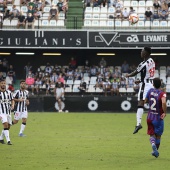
[
  {"xmin": 166, "ymin": 84, "xmax": 170, "ymax": 92},
  {"xmin": 131, "ymin": 1, "xmax": 138, "ymax": 7},
  {"xmin": 138, "ymin": 1, "xmax": 146, "ymax": 7},
  {"xmin": 146, "ymin": 1, "xmax": 153, "ymax": 7},
  {"xmin": 87, "ymin": 85, "xmax": 95, "ymax": 92},
  {"xmin": 123, "ymin": 1, "xmax": 131, "ymax": 7},
  {"xmin": 85, "ymin": 7, "xmax": 93, "ymax": 14},
  {"xmin": 100, "ymin": 14, "xmax": 107, "ymax": 20},
  {"xmin": 119, "ymin": 87, "xmax": 127, "ymax": 94},
  {"xmin": 145, "ymin": 21, "xmax": 151, "ymax": 28},
  {"xmin": 14, "ymin": 0, "xmax": 20, "ymax": 6},
  {"xmin": 138, "ymin": 7, "xmax": 145, "ymax": 14},
  {"xmin": 7, "ymin": 5, "xmax": 13, "ymax": 11},
  {"xmin": 126, "ymin": 87, "xmax": 135, "ymax": 94},
  {"xmin": 46, "ymin": 0, "xmax": 52, "ymax": 6},
  {"xmin": 91, "ymin": 20, "xmax": 99, "ymax": 27},
  {"xmin": 107, "ymin": 20, "xmax": 114, "ymax": 27},
  {"xmin": 74, "ymin": 80, "xmax": 81, "ymax": 85},
  {"xmin": 49, "ymin": 20, "xmax": 57, "ymax": 27},
  {"xmin": 52, "ymin": 0, "xmax": 59, "ymax": 5},
  {"xmin": 21, "ymin": 6, "xmax": 28, "ymax": 13},
  {"xmin": 160, "ymin": 21, "xmax": 168, "ymax": 28},
  {"xmin": 108, "ymin": 7, "xmax": 115, "ymax": 14},
  {"xmin": 137, "ymin": 21, "xmax": 144, "ymax": 28},
  {"xmin": 138, "ymin": 14, "xmax": 145, "ymax": 21},
  {"xmin": 93, "ymin": 7, "xmax": 100, "ymax": 13},
  {"xmin": 42, "ymin": 13, "xmax": 49, "ymax": 19},
  {"xmin": 90, "ymin": 77, "xmax": 97, "ymax": 85},
  {"xmin": 34, "ymin": 20, "xmax": 42, "ymax": 28},
  {"xmin": 72, "ymin": 85, "xmax": 80, "ymax": 92},
  {"xmin": 65, "ymin": 86, "xmax": 72, "ymax": 92},
  {"xmin": 57, "ymin": 20, "xmax": 65, "ymax": 27},
  {"xmin": 58, "ymin": 12, "xmax": 65, "ymax": 20},
  {"xmin": 66, "ymin": 79, "xmax": 74, "ymax": 85},
  {"xmin": 152, "ymin": 20, "xmax": 159, "ymax": 29},
  {"xmin": 84, "ymin": 20, "xmax": 91, "ymax": 27},
  {"xmin": 122, "ymin": 21, "xmax": 130, "ymax": 27},
  {"xmin": 84, "ymin": 13, "xmax": 92, "ymax": 19},
  {"xmin": 3, "ymin": 19, "xmax": 11, "ymax": 28},
  {"xmin": 92, "ymin": 14, "xmax": 100, "ymax": 20},
  {"xmin": 99, "ymin": 20, "xmax": 107, "ymax": 27},
  {"xmin": 160, "ymin": 66, "xmax": 166, "ymax": 70},
  {"xmin": 168, "ymin": 21, "xmax": 170, "ymax": 27},
  {"xmin": 43, "ymin": 6, "xmax": 51, "ymax": 13},
  {"xmin": 41, "ymin": 20, "xmax": 49, "ymax": 27},
  {"xmin": 11, "ymin": 19, "xmax": 18, "ymax": 28},
  {"xmin": 100, "ymin": 7, "xmax": 108, "ymax": 14},
  {"xmin": 115, "ymin": 20, "xmax": 122, "ymax": 27},
  {"xmin": 95, "ymin": 87, "xmax": 103, "ymax": 92}
]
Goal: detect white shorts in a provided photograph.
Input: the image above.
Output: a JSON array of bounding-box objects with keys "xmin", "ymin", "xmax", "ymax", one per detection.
[
  {"xmin": 0, "ymin": 114, "xmax": 12, "ymax": 125},
  {"xmin": 138, "ymin": 82, "xmax": 154, "ymax": 101},
  {"xmin": 14, "ymin": 111, "xmax": 28, "ymax": 120}
]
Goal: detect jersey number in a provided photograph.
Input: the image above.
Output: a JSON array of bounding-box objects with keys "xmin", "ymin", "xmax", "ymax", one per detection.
[{"xmin": 150, "ymin": 98, "xmax": 158, "ymax": 114}]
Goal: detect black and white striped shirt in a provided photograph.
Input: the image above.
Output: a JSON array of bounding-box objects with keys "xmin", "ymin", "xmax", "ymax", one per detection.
[
  {"xmin": 13, "ymin": 90, "xmax": 29, "ymax": 112},
  {"xmin": 0, "ymin": 90, "xmax": 13, "ymax": 115}
]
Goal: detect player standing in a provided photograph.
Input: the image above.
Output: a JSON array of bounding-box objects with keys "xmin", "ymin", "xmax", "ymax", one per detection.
[
  {"xmin": 126, "ymin": 47, "xmax": 155, "ymax": 134},
  {"xmin": 0, "ymin": 78, "xmax": 14, "ymax": 145},
  {"xmin": 12, "ymin": 80, "xmax": 29, "ymax": 137},
  {"xmin": 145, "ymin": 78, "xmax": 167, "ymax": 158}
]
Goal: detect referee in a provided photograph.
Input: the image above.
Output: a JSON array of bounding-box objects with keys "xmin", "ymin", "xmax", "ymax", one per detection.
[{"xmin": 0, "ymin": 78, "xmax": 14, "ymax": 145}]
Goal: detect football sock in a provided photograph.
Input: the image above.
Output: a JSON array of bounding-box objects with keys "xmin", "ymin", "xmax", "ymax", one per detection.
[
  {"xmin": 156, "ymin": 138, "xmax": 160, "ymax": 150},
  {"xmin": 4, "ymin": 128, "xmax": 10, "ymax": 142},
  {"xmin": 150, "ymin": 136, "xmax": 156, "ymax": 145},
  {"xmin": 136, "ymin": 107, "xmax": 144, "ymax": 126},
  {"xmin": 19, "ymin": 123, "xmax": 26, "ymax": 134},
  {"xmin": 0, "ymin": 130, "xmax": 4, "ymax": 140}
]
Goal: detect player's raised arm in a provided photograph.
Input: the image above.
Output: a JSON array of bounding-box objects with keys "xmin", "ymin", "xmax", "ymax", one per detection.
[{"xmin": 126, "ymin": 70, "xmax": 138, "ymax": 78}]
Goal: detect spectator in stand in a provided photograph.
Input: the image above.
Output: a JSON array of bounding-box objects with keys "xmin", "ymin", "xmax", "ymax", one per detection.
[
  {"xmin": 2, "ymin": 58, "xmax": 9, "ymax": 73},
  {"xmin": 115, "ymin": 7, "xmax": 122, "ymax": 19},
  {"xmin": 144, "ymin": 7, "xmax": 153, "ymax": 22},
  {"xmin": 111, "ymin": 78, "xmax": 119, "ymax": 96},
  {"xmin": 57, "ymin": 74, "xmax": 65, "ymax": 86},
  {"xmin": 114, "ymin": 67, "xmax": 121, "ymax": 77},
  {"xmin": 166, "ymin": 66, "xmax": 170, "ymax": 78},
  {"xmin": 25, "ymin": 13, "xmax": 35, "ymax": 29},
  {"xmin": 74, "ymin": 69, "xmax": 82, "ymax": 80},
  {"xmin": 83, "ymin": 0, "xmax": 91, "ymax": 7},
  {"xmin": 48, "ymin": 5, "xmax": 58, "ymax": 21},
  {"xmin": 95, "ymin": 73, "xmax": 104, "ymax": 89},
  {"xmin": 0, "ymin": 0, "xmax": 6, "ymax": 12},
  {"xmin": 50, "ymin": 71, "xmax": 58, "ymax": 86},
  {"xmin": 69, "ymin": 57, "xmax": 77, "ymax": 69},
  {"xmin": 103, "ymin": 77, "xmax": 111, "ymax": 96},
  {"xmin": 99, "ymin": 58, "xmax": 107, "ymax": 67},
  {"xmin": 20, "ymin": 0, "xmax": 27, "ymax": 5},
  {"xmin": 57, "ymin": 0, "xmax": 68, "ymax": 13},
  {"xmin": 126, "ymin": 77, "xmax": 135, "ymax": 88},
  {"xmin": 159, "ymin": 3, "xmax": 169, "ymax": 20},
  {"xmin": 168, "ymin": 0, "xmax": 170, "ymax": 7},
  {"xmin": 6, "ymin": 0, "xmax": 13, "ymax": 5},
  {"xmin": 93, "ymin": 0, "xmax": 100, "ymax": 7},
  {"xmin": 153, "ymin": 7, "xmax": 160, "ymax": 20},
  {"xmin": 90, "ymin": 65, "xmax": 97, "ymax": 77},
  {"xmin": 26, "ymin": 70, "xmax": 35, "ymax": 95},
  {"xmin": 35, "ymin": 0, "xmax": 44, "ymax": 11},
  {"xmin": 66, "ymin": 67, "xmax": 74, "ymax": 80},
  {"xmin": 0, "ymin": 11, "xmax": 3, "ymax": 26},
  {"xmin": 27, "ymin": 6, "xmax": 35, "ymax": 16},
  {"xmin": 129, "ymin": 6, "xmax": 135, "ymax": 15},
  {"xmin": 129, "ymin": 64, "xmax": 136, "ymax": 73},
  {"xmin": 115, "ymin": 0, "xmax": 123, "ymax": 9},
  {"xmin": 28, "ymin": 0, "xmax": 35, "ymax": 8},
  {"xmin": 24, "ymin": 62, "xmax": 32, "ymax": 78},
  {"xmin": 153, "ymin": 0, "xmax": 160, "ymax": 9},
  {"xmin": 17, "ymin": 11, "xmax": 25, "ymax": 29},
  {"xmin": 7, "ymin": 65, "xmax": 16, "ymax": 84},
  {"xmin": 122, "ymin": 7, "xmax": 129, "ymax": 20},
  {"xmin": 121, "ymin": 60, "xmax": 129, "ymax": 73},
  {"xmin": 34, "ymin": 8, "xmax": 42, "ymax": 20},
  {"xmin": 44, "ymin": 62, "xmax": 53, "ymax": 75},
  {"xmin": 84, "ymin": 60, "xmax": 90, "ymax": 68},
  {"xmin": 34, "ymin": 77, "xmax": 42, "ymax": 95},
  {"xmin": 119, "ymin": 76, "xmax": 126, "ymax": 88},
  {"xmin": 9, "ymin": 5, "xmax": 19, "ymax": 20},
  {"xmin": 0, "ymin": 72, "xmax": 5, "ymax": 80}
]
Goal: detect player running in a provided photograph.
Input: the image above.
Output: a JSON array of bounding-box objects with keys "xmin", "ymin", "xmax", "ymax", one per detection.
[
  {"xmin": 145, "ymin": 78, "xmax": 167, "ymax": 158},
  {"xmin": 126, "ymin": 47, "xmax": 155, "ymax": 134}
]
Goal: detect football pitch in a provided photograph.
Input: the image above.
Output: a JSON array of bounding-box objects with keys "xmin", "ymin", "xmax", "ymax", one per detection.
[{"xmin": 1, "ymin": 112, "xmax": 170, "ymax": 170}]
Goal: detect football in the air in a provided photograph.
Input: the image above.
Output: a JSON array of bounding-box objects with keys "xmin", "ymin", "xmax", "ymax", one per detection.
[{"xmin": 129, "ymin": 13, "xmax": 139, "ymax": 24}]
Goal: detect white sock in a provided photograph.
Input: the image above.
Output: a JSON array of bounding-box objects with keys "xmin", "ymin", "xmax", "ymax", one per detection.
[
  {"xmin": 0, "ymin": 130, "xmax": 4, "ymax": 140},
  {"xmin": 4, "ymin": 129, "xmax": 10, "ymax": 142},
  {"xmin": 19, "ymin": 124, "xmax": 26, "ymax": 134},
  {"xmin": 136, "ymin": 108, "xmax": 144, "ymax": 126}
]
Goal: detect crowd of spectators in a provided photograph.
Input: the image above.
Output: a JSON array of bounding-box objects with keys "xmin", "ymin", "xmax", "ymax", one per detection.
[
  {"xmin": 0, "ymin": 56, "xmax": 169, "ymax": 96},
  {"xmin": 0, "ymin": 0, "xmax": 68, "ymax": 28},
  {"xmin": 83, "ymin": 0, "xmax": 170, "ymax": 22}
]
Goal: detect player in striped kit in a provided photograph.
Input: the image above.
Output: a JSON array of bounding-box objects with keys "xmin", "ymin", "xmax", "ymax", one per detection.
[
  {"xmin": 12, "ymin": 80, "xmax": 29, "ymax": 137},
  {"xmin": 0, "ymin": 78, "xmax": 14, "ymax": 145},
  {"xmin": 126, "ymin": 47, "xmax": 155, "ymax": 134},
  {"xmin": 145, "ymin": 78, "xmax": 167, "ymax": 158}
]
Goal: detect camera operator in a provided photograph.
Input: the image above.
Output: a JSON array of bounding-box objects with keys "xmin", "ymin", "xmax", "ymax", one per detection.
[
  {"xmin": 54, "ymin": 82, "xmax": 65, "ymax": 112},
  {"xmin": 78, "ymin": 82, "xmax": 86, "ymax": 97}
]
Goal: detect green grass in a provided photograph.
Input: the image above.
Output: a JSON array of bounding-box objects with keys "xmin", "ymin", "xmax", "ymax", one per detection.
[{"xmin": 1, "ymin": 113, "xmax": 170, "ymax": 170}]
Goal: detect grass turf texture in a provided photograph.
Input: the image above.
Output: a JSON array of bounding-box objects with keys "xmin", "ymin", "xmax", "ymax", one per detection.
[{"xmin": 1, "ymin": 112, "xmax": 170, "ymax": 170}]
